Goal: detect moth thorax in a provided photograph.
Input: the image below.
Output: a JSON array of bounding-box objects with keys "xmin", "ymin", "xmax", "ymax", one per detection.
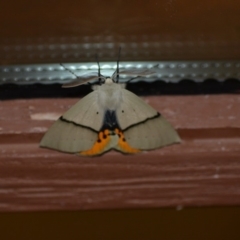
[
  {"xmin": 98, "ymin": 82, "xmax": 122, "ymax": 111},
  {"xmin": 105, "ymin": 78, "xmax": 114, "ymax": 84}
]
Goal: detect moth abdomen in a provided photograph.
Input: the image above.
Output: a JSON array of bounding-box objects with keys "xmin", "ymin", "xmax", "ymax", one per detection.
[{"xmin": 101, "ymin": 110, "xmax": 120, "ymax": 131}]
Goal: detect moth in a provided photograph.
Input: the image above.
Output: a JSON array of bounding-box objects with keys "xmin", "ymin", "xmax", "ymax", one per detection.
[{"xmin": 40, "ymin": 57, "xmax": 181, "ymax": 156}]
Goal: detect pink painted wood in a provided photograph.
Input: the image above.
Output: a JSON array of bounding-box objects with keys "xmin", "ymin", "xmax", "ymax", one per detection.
[{"xmin": 0, "ymin": 95, "xmax": 240, "ymax": 212}]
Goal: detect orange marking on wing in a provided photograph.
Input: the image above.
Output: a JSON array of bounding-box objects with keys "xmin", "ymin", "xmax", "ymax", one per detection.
[
  {"xmin": 80, "ymin": 129, "xmax": 111, "ymax": 156},
  {"xmin": 115, "ymin": 129, "xmax": 140, "ymax": 154}
]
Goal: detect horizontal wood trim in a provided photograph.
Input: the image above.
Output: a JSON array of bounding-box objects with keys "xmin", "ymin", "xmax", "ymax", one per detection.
[{"xmin": 0, "ymin": 95, "xmax": 240, "ymax": 212}]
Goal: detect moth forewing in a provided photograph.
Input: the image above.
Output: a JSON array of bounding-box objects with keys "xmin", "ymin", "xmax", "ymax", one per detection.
[{"xmin": 40, "ymin": 119, "xmax": 98, "ymax": 153}]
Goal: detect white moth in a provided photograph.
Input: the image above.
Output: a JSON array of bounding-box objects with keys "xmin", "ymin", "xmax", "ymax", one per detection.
[{"xmin": 40, "ymin": 61, "xmax": 181, "ymax": 157}]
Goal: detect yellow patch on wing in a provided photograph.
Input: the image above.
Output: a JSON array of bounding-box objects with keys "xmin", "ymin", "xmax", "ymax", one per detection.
[
  {"xmin": 80, "ymin": 129, "xmax": 111, "ymax": 156},
  {"xmin": 114, "ymin": 128, "xmax": 140, "ymax": 154}
]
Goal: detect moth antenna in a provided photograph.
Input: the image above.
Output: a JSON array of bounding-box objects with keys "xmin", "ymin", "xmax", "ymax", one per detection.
[
  {"xmin": 95, "ymin": 54, "xmax": 102, "ymax": 85},
  {"xmin": 116, "ymin": 47, "xmax": 121, "ymax": 83},
  {"xmin": 60, "ymin": 63, "xmax": 81, "ymax": 80}
]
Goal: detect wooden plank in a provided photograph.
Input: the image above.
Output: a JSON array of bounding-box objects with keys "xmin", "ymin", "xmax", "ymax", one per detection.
[{"xmin": 0, "ymin": 95, "xmax": 240, "ymax": 212}]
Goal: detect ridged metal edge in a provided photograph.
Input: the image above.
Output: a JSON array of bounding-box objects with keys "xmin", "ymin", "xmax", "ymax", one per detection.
[{"xmin": 1, "ymin": 60, "xmax": 240, "ymax": 85}]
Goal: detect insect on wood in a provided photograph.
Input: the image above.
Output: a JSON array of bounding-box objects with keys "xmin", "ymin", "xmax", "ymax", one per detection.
[{"xmin": 40, "ymin": 50, "xmax": 181, "ymax": 156}]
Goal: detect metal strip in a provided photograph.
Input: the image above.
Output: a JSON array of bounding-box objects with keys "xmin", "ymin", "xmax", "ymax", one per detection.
[{"xmin": 1, "ymin": 61, "xmax": 240, "ymax": 85}]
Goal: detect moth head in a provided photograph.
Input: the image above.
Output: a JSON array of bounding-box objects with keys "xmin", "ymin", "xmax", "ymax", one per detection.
[
  {"xmin": 61, "ymin": 47, "xmax": 128, "ymax": 88},
  {"xmin": 105, "ymin": 78, "xmax": 114, "ymax": 84}
]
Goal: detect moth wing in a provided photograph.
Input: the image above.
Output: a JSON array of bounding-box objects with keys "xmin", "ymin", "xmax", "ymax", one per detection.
[
  {"xmin": 116, "ymin": 89, "xmax": 181, "ymax": 150},
  {"xmin": 40, "ymin": 91, "xmax": 104, "ymax": 153},
  {"xmin": 62, "ymin": 77, "xmax": 98, "ymax": 88},
  {"xmin": 40, "ymin": 120, "xmax": 98, "ymax": 153},
  {"xmin": 62, "ymin": 72, "xmax": 100, "ymax": 88},
  {"xmin": 116, "ymin": 89, "xmax": 157, "ymax": 130},
  {"xmin": 123, "ymin": 116, "xmax": 181, "ymax": 150},
  {"xmin": 62, "ymin": 91, "xmax": 103, "ymax": 131}
]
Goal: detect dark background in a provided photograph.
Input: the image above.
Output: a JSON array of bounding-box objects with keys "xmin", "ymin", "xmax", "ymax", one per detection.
[
  {"xmin": 1, "ymin": 207, "xmax": 240, "ymax": 240},
  {"xmin": 1, "ymin": 0, "xmax": 240, "ymax": 64}
]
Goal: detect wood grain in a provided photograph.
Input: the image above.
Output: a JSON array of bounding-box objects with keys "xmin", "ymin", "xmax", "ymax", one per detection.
[{"xmin": 0, "ymin": 95, "xmax": 240, "ymax": 212}]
